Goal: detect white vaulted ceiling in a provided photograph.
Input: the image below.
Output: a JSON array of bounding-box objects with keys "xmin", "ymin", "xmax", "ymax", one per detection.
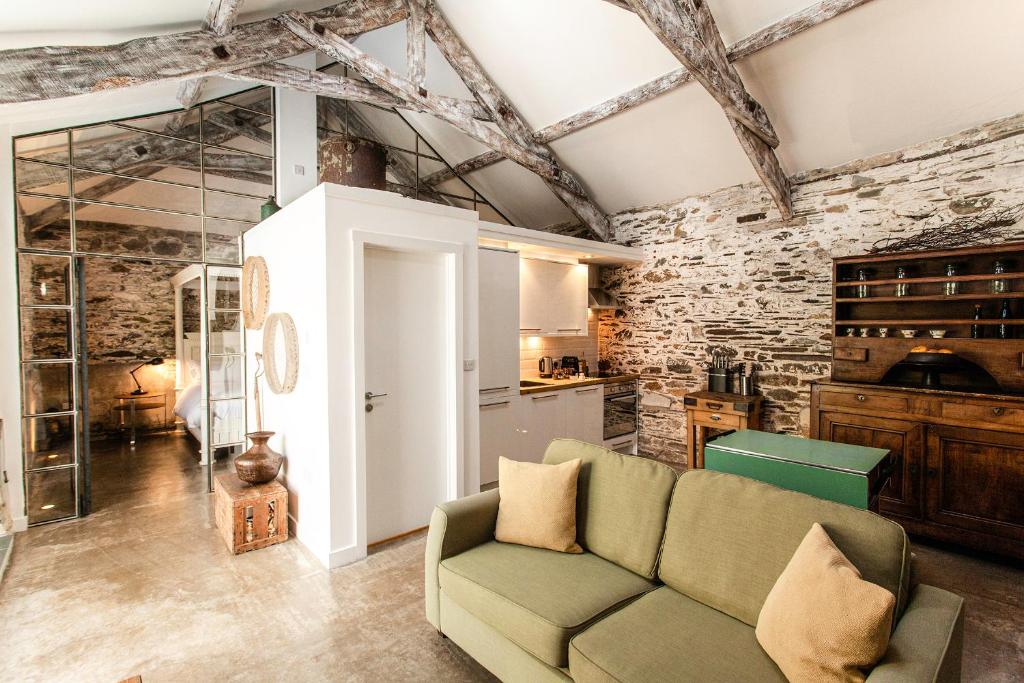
[{"xmin": 3, "ymin": 0, "xmax": 1024, "ymax": 229}]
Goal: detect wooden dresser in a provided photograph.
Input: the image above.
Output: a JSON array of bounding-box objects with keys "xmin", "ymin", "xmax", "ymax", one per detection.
[
  {"xmin": 811, "ymin": 380, "xmax": 1024, "ymax": 559},
  {"xmin": 812, "ymin": 241, "xmax": 1024, "ymax": 560}
]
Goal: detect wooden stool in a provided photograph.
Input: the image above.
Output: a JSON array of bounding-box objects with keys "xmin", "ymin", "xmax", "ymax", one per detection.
[
  {"xmin": 214, "ymin": 474, "xmax": 288, "ymax": 554},
  {"xmin": 683, "ymin": 391, "xmax": 763, "ymax": 470}
]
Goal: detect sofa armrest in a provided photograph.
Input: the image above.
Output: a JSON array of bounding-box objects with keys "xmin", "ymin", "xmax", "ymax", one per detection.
[
  {"xmin": 866, "ymin": 584, "xmax": 964, "ymax": 683},
  {"xmin": 424, "ymin": 488, "xmax": 500, "ymax": 629}
]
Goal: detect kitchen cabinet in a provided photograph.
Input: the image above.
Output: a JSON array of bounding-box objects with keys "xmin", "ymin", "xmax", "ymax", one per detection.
[
  {"xmin": 811, "ymin": 380, "xmax": 1024, "ymax": 560},
  {"xmin": 479, "ymin": 395, "xmax": 521, "ymax": 485},
  {"xmin": 478, "ymin": 248, "xmax": 520, "ymax": 394},
  {"xmin": 565, "ymin": 385, "xmax": 603, "ymax": 444},
  {"xmin": 522, "ymin": 390, "xmax": 566, "ymax": 463},
  {"xmin": 519, "ymin": 258, "xmax": 588, "ymax": 336}
]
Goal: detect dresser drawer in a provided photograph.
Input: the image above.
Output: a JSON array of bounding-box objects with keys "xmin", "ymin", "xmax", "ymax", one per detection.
[
  {"xmin": 692, "ymin": 411, "xmax": 742, "ymax": 428},
  {"xmin": 819, "ymin": 390, "xmax": 908, "ymax": 414},
  {"xmin": 941, "ymin": 401, "xmax": 1024, "ymax": 427}
]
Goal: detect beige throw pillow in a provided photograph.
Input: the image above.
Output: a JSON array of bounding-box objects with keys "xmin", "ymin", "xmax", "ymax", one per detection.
[
  {"xmin": 756, "ymin": 522, "xmax": 896, "ymax": 682},
  {"xmin": 495, "ymin": 456, "xmax": 583, "ymax": 554}
]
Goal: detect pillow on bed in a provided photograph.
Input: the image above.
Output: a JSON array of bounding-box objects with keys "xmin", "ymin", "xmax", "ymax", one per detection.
[{"xmin": 174, "ymin": 384, "xmax": 201, "ymax": 421}]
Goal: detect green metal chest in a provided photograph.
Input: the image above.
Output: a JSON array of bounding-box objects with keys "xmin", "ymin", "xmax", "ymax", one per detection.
[{"xmin": 704, "ymin": 430, "xmax": 892, "ymax": 510}]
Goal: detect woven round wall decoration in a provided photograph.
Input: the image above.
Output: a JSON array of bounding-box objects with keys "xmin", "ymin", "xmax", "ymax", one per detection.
[
  {"xmin": 263, "ymin": 312, "xmax": 299, "ymax": 394},
  {"xmin": 241, "ymin": 256, "xmax": 270, "ymax": 330}
]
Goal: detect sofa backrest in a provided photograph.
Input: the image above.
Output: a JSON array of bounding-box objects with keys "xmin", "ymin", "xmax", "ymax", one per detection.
[
  {"xmin": 543, "ymin": 439, "xmax": 677, "ymax": 579},
  {"xmin": 658, "ymin": 470, "xmax": 911, "ymax": 628}
]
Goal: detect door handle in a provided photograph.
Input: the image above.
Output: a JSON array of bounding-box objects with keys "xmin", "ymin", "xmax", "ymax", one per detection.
[{"xmin": 365, "ymin": 391, "xmax": 387, "ymax": 412}]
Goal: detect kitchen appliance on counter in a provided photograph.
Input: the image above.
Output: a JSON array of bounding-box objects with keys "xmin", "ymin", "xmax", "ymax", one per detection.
[
  {"xmin": 603, "ymin": 377, "xmax": 638, "ymax": 454},
  {"xmin": 539, "ymin": 356, "xmax": 554, "ymax": 378},
  {"xmin": 561, "ymin": 356, "xmax": 580, "ymax": 376}
]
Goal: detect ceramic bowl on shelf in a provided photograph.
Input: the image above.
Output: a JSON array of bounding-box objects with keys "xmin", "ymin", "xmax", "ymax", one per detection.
[
  {"xmin": 845, "ymin": 328, "xmax": 856, "ymax": 336},
  {"xmin": 928, "ymin": 329, "xmax": 947, "ymax": 338},
  {"xmin": 877, "ymin": 328, "xmax": 890, "ymax": 338},
  {"xmin": 859, "ymin": 327, "xmax": 870, "ymax": 337},
  {"xmin": 899, "ymin": 329, "xmax": 918, "ymax": 338}
]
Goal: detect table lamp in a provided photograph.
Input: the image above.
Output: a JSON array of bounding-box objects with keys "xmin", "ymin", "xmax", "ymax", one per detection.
[{"xmin": 129, "ymin": 357, "xmax": 164, "ymax": 395}]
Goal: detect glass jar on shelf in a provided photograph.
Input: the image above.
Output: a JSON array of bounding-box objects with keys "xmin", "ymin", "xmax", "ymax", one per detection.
[
  {"xmin": 991, "ymin": 260, "xmax": 1009, "ymax": 294},
  {"xmin": 943, "ymin": 263, "xmax": 959, "ymax": 296},
  {"xmin": 895, "ymin": 266, "xmax": 910, "ymax": 297},
  {"xmin": 855, "ymin": 268, "xmax": 871, "ymax": 298}
]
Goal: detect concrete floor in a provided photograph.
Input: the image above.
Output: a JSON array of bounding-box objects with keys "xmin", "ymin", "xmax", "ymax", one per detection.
[{"xmin": 1, "ymin": 433, "xmax": 1021, "ymax": 682}]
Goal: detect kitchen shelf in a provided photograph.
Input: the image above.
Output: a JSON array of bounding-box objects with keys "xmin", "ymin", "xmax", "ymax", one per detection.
[
  {"xmin": 835, "ymin": 272, "xmax": 1024, "ymax": 288},
  {"xmin": 836, "ymin": 292, "xmax": 1024, "ymax": 303},
  {"xmin": 836, "ymin": 319, "xmax": 1024, "ymax": 326}
]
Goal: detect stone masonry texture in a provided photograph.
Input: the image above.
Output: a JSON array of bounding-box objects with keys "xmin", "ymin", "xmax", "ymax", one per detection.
[{"xmin": 599, "ymin": 112, "xmax": 1024, "ymax": 465}]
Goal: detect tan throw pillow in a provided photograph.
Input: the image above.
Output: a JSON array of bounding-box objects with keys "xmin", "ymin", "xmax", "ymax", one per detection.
[
  {"xmin": 495, "ymin": 456, "xmax": 583, "ymax": 554},
  {"xmin": 756, "ymin": 522, "xmax": 896, "ymax": 683}
]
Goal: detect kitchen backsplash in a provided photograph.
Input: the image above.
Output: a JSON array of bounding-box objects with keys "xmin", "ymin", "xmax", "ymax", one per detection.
[{"xmin": 520, "ymin": 310, "xmax": 601, "ymax": 377}]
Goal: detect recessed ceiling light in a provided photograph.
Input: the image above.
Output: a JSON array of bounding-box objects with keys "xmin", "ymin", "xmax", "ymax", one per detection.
[{"xmin": 40, "ymin": 504, "xmax": 55, "ymax": 510}]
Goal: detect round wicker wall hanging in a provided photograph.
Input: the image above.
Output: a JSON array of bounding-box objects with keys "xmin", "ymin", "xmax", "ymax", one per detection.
[
  {"xmin": 263, "ymin": 312, "xmax": 299, "ymax": 394},
  {"xmin": 241, "ymin": 256, "xmax": 270, "ymax": 330}
]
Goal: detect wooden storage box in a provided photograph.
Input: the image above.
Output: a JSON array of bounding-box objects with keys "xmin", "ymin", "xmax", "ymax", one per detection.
[{"xmin": 214, "ymin": 474, "xmax": 288, "ymax": 554}]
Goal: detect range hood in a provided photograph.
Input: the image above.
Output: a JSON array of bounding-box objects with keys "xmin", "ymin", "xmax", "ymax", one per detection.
[{"xmin": 588, "ymin": 266, "xmax": 621, "ymax": 310}]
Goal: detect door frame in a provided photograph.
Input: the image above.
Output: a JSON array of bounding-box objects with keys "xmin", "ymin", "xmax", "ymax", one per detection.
[{"xmin": 350, "ymin": 230, "xmax": 465, "ymax": 552}]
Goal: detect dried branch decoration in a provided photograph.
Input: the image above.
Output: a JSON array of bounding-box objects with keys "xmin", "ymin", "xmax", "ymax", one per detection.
[{"xmin": 871, "ymin": 203, "xmax": 1024, "ymax": 253}]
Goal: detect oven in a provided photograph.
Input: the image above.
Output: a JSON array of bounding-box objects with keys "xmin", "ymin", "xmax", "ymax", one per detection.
[{"xmin": 603, "ymin": 378, "xmax": 638, "ymax": 442}]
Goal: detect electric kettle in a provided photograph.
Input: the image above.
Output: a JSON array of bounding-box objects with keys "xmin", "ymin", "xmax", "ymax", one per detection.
[{"xmin": 539, "ymin": 356, "xmax": 554, "ymax": 378}]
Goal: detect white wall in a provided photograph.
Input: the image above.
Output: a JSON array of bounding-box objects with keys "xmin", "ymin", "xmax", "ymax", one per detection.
[
  {"xmin": 244, "ymin": 184, "xmax": 480, "ymax": 569},
  {"xmin": 274, "ymin": 52, "xmax": 319, "ymax": 207}
]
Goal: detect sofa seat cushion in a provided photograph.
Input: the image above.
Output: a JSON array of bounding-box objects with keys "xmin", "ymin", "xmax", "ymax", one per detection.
[
  {"xmin": 439, "ymin": 541, "xmax": 656, "ymax": 667},
  {"xmin": 569, "ymin": 587, "xmax": 787, "ymax": 683}
]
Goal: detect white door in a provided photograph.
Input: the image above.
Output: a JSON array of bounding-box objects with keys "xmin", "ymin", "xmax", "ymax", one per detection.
[{"xmin": 364, "ymin": 246, "xmax": 451, "ymax": 544}]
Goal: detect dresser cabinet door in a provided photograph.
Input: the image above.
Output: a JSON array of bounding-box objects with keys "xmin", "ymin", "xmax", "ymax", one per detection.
[
  {"xmin": 925, "ymin": 425, "xmax": 1024, "ymax": 543},
  {"xmin": 818, "ymin": 411, "xmax": 924, "ymax": 519}
]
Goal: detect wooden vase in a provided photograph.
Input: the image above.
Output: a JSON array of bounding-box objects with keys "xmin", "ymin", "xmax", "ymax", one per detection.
[{"xmin": 235, "ymin": 431, "xmax": 282, "ymax": 485}]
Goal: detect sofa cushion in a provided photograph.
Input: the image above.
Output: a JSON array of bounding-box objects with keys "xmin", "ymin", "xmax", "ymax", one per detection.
[
  {"xmin": 495, "ymin": 456, "xmax": 583, "ymax": 553},
  {"xmin": 543, "ymin": 439, "xmax": 677, "ymax": 578},
  {"xmin": 439, "ymin": 540, "xmax": 655, "ymax": 667},
  {"xmin": 659, "ymin": 470, "xmax": 911, "ymax": 628},
  {"xmin": 569, "ymin": 586, "xmax": 786, "ymax": 683}
]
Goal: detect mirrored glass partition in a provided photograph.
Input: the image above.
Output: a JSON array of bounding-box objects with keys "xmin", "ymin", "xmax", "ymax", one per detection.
[{"xmin": 13, "ymin": 87, "xmax": 272, "ymax": 524}]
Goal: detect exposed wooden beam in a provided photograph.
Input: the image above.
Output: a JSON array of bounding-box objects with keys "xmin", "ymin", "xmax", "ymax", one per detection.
[
  {"xmin": 278, "ymin": 11, "xmax": 590, "ymax": 202},
  {"xmin": 421, "ymin": 1, "xmax": 611, "ymax": 240},
  {"xmin": 420, "ymin": 149, "xmax": 503, "ymax": 187},
  {"xmin": 206, "ymin": 0, "xmax": 246, "ymax": 37},
  {"xmin": 0, "ymin": 0, "xmax": 407, "ymax": 104},
  {"xmin": 405, "ymin": 0, "xmax": 427, "ymax": 88},
  {"xmin": 177, "ymin": 0, "xmax": 247, "ymax": 109},
  {"xmin": 425, "ymin": 0, "xmax": 873, "ymax": 186},
  {"xmin": 625, "ymin": 0, "xmax": 791, "ymax": 217},
  {"xmin": 626, "ymin": 0, "xmax": 778, "ymax": 147},
  {"xmin": 225, "ymin": 62, "xmax": 492, "ymax": 121}
]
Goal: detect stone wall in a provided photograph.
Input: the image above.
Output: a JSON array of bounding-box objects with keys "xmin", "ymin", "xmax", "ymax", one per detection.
[{"xmin": 599, "ymin": 113, "xmax": 1024, "ymax": 464}]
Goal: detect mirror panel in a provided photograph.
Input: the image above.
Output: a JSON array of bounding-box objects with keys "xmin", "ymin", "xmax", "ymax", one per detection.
[
  {"xmin": 16, "ymin": 160, "xmax": 70, "ymax": 196},
  {"xmin": 203, "ymin": 101, "xmax": 273, "ymax": 156},
  {"xmin": 209, "ymin": 355, "xmax": 244, "ymax": 400},
  {"xmin": 15, "ymin": 131, "xmax": 69, "ymax": 164},
  {"xmin": 205, "ymin": 219, "xmax": 250, "ymax": 265},
  {"xmin": 73, "ymin": 202, "xmax": 202, "ymax": 260},
  {"xmin": 119, "ymin": 109, "xmax": 202, "ymax": 142},
  {"xmin": 23, "ymin": 415, "xmax": 76, "ymax": 468},
  {"xmin": 72, "ymin": 124, "xmax": 201, "ymax": 182},
  {"xmin": 210, "ymin": 398, "xmax": 246, "ymax": 445},
  {"xmin": 26, "ymin": 468, "xmax": 77, "ymax": 524},
  {"xmin": 21, "ymin": 308, "xmax": 73, "ymax": 360},
  {"xmin": 210, "ymin": 312, "xmax": 242, "ymax": 354},
  {"xmin": 16, "ymin": 195, "xmax": 71, "ymax": 251},
  {"xmin": 19, "ymin": 254, "xmax": 72, "ymax": 306},
  {"xmin": 208, "ymin": 270, "xmax": 241, "ymax": 310},
  {"xmin": 221, "ymin": 87, "xmax": 273, "ymax": 115},
  {"xmin": 203, "ymin": 147, "xmax": 273, "ymax": 197},
  {"xmin": 204, "ymin": 190, "xmax": 262, "ymax": 223},
  {"xmin": 22, "ymin": 362, "xmax": 74, "ymax": 415},
  {"xmin": 73, "ymin": 169, "xmax": 202, "ymax": 215}
]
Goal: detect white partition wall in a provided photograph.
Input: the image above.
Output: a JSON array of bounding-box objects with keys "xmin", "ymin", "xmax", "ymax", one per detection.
[{"xmin": 244, "ymin": 184, "xmax": 480, "ymax": 569}]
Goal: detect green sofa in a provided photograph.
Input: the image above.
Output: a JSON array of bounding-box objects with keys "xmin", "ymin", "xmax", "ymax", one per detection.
[{"xmin": 425, "ymin": 439, "xmax": 964, "ymax": 682}]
